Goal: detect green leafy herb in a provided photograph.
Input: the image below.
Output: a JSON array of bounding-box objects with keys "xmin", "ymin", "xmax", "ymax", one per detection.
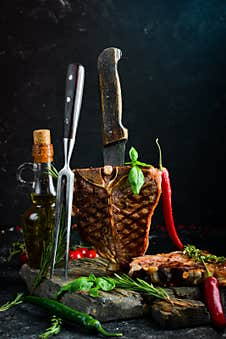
[
  {"xmin": 183, "ymin": 244, "xmax": 226, "ymax": 264},
  {"xmin": 113, "ymin": 274, "xmax": 170, "ymax": 301},
  {"xmin": 89, "ymin": 276, "xmax": 116, "ymax": 297},
  {"xmin": 56, "ymin": 276, "xmax": 94, "ymax": 298},
  {"xmin": 56, "ymin": 274, "xmax": 116, "ymax": 298},
  {"xmin": 56, "ymin": 273, "xmax": 170, "ymax": 302},
  {"xmin": 126, "ymin": 146, "xmax": 153, "ymax": 195},
  {"xmin": 0, "ymin": 293, "xmax": 24, "ymax": 312},
  {"xmin": 39, "ymin": 315, "xmax": 62, "ymax": 339},
  {"xmin": 7, "ymin": 241, "xmax": 26, "ymax": 262},
  {"xmin": 46, "ymin": 164, "xmax": 59, "ymax": 180},
  {"xmin": 128, "ymin": 166, "xmax": 145, "ymax": 195}
]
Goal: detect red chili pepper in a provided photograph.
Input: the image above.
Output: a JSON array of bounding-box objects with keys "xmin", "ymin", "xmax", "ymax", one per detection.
[
  {"xmin": 203, "ymin": 260, "xmax": 226, "ymax": 328},
  {"xmin": 156, "ymin": 139, "xmax": 184, "ymax": 251}
]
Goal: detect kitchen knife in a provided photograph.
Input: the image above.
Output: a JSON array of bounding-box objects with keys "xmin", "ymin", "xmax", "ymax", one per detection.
[{"xmin": 98, "ymin": 47, "xmax": 128, "ymax": 166}]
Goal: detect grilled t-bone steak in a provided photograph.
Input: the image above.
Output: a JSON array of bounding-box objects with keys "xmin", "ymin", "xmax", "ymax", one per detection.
[
  {"xmin": 129, "ymin": 251, "xmax": 226, "ymax": 286},
  {"xmin": 73, "ymin": 165, "xmax": 162, "ymax": 268}
]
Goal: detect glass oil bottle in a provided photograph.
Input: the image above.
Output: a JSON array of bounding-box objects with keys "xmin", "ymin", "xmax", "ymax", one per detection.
[{"xmin": 18, "ymin": 129, "xmax": 56, "ymax": 268}]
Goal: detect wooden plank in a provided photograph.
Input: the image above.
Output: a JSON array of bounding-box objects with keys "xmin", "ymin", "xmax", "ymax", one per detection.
[
  {"xmin": 19, "ymin": 263, "xmax": 226, "ymax": 328},
  {"xmin": 19, "ymin": 264, "xmax": 146, "ymax": 322}
]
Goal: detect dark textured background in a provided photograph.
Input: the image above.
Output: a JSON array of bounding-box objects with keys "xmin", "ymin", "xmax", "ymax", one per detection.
[{"xmin": 1, "ymin": 1, "xmax": 226, "ymax": 247}]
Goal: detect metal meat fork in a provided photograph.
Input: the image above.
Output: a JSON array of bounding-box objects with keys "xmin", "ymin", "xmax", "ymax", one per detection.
[{"xmin": 50, "ymin": 63, "xmax": 85, "ymax": 280}]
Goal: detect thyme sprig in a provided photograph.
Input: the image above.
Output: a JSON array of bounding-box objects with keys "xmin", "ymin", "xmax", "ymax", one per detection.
[
  {"xmin": 183, "ymin": 244, "xmax": 226, "ymax": 264},
  {"xmin": 39, "ymin": 315, "xmax": 62, "ymax": 339},
  {"xmin": 7, "ymin": 241, "xmax": 26, "ymax": 262},
  {"xmin": 0, "ymin": 293, "xmax": 24, "ymax": 311},
  {"xmin": 113, "ymin": 274, "xmax": 171, "ymax": 302}
]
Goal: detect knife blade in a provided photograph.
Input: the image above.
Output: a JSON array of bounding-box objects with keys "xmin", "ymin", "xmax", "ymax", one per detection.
[{"xmin": 98, "ymin": 47, "xmax": 128, "ymax": 166}]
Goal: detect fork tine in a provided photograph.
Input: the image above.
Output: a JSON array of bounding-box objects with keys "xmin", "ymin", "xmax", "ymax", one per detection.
[
  {"xmin": 64, "ymin": 171, "xmax": 74, "ymax": 280},
  {"xmin": 50, "ymin": 173, "xmax": 65, "ymax": 278}
]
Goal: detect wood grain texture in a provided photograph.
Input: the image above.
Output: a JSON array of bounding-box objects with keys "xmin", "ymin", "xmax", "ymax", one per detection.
[{"xmin": 98, "ymin": 47, "xmax": 128, "ymax": 146}]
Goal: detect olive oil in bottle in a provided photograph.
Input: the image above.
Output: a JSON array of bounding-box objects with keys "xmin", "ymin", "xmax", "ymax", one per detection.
[{"xmin": 21, "ymin": 129, "xmax": 56, "ymax": 268}]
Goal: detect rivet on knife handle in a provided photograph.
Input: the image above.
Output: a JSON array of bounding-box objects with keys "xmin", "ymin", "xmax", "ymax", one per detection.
[
  {"xmin": 64, "ymin": 64, "xmax": 84, "ymax": 141},
  {"xmin": 98, "ymin": 47, "xmax": 128, "ymax": 146}
]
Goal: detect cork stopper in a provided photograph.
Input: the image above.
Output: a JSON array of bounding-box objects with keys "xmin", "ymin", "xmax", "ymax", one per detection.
[
  {"xmin": 33, "ymin": 129, "xmax": 51, "ymax": 145},
  {"xmin": 32, "ymin": 129, "xmax": 54, "ymax": 163}
]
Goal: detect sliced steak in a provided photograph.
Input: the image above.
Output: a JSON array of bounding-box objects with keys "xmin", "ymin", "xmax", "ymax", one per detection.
[
  {"xmin": 73, "ymin": 165, "xmax": 161, "ymax": 268},
  {"xmin": 129, "ymin": 251, "xmax": 226, "ymax": 286}
]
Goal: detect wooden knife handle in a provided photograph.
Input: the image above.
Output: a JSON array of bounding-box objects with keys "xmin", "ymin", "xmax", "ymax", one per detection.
[{"xmin": 98, "ymin": 47, "xmax": 128, "ymax": 146}]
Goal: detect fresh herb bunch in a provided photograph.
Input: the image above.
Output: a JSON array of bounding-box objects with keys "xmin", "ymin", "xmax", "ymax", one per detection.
[
  {"xmin": 7, "ymin": 241, "xmax": 26, "ymax": 262},
  {"xmin": 126, "ymin": 147, "xmax": 152, "ymax": 195},
  {"xmin": 183, "ymin": 244, "xmax": 226, "ymax": 264},
  {"xmin": 39, "ymin": 315, "xmax": 62, "ymax": 339},
  {"xmin": 47, "ymin": 165, "xmax": 59, "ymax": 180},
  {"xmin": 0, "ymin": 293, "xmax": 23, "ymax": 312},
  {"xmin": 55, "ymin": 273, "xmax": 171, "ymax": 302},
  {"xmin": 56, "ymin": 274, "xmax": 115, "ymax": 298},
  {"xmin": 113, "ymin": 274, "xmax": 170, "ymax": 301}
]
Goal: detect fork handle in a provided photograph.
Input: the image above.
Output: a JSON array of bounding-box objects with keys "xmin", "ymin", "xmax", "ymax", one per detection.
[{"xmin": 64, "ymin": 64, "xmax": 85, "ymax": 139}]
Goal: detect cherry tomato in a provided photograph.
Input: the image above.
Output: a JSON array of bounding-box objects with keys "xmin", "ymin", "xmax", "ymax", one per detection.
[
  {"xmin": 79, "ymin": 247, "xmax": 89, "ymax": 257},
  {"xmin": 69, "ymin": 249, "xmax": 83, "ymax": 260},
  {"xmin": 87, "ymin": 249, "xmax": 96, "ymax": 258},
  {"xmin": 20, "ymin": 252, "xmax": 28, "ymax": 264}
]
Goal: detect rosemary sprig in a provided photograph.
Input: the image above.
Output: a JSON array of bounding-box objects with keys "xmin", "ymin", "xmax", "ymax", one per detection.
[
  {"xmin": 32, "ymin": 209, "xmax": 66, "ymax": 290},
  {"xmin": 183, "ymin": 244, "xmax": 226, "ymax": 264},
  {"xmin": 113, "ymin": 274, "xmax": 171, "ymax": 302},
  {"xmin": 0, "ymin": 293, "xmax": 24, "ymax": 312},
  {"xmin": 39, "ymin": 315, "xmax": 62, "ymax": 339},
  {"xmin": 47, "ymin": 165, "xmax": 59, "ymax": 180},
  {"xmin": 33, "ymin": 165, "xmax": 65, "ymax": 289}
]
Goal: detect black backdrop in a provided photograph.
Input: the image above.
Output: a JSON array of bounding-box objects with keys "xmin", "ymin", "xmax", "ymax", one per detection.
[{"xmin": 1, "ymin": 1, "xmax": 226, "ymax": 242}]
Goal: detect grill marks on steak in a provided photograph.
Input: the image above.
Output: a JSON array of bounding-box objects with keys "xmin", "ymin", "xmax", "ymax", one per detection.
[
  {"xmin": 73, "ymin": 166, "xmax": 162, "ymax": 267},
  {"xmin": 129, "ymin": 251, "xmax": 226, "ymax": 286}
]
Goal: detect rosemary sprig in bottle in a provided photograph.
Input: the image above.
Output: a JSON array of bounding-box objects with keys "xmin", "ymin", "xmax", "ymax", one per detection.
[{"xmin": 33, "ymin": 165, "xmax": 66, "ymax": 289}]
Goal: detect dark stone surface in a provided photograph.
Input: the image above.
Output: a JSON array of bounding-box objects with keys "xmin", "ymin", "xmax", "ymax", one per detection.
[
  {"xmin": 1, "ymin": 275, "xmax": 226, "ymax": 338},
  {"xmin": 0, "ymin": 230, "xmax": 226, "ymax": 338},
  {"xmin": 1, "ymin": 0, "xmax": 226, "ymax": 239}
]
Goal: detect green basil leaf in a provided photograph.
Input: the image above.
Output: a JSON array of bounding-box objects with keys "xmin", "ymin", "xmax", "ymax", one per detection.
[
  {"xmin": 56, "ymin": 277, "xmax": 94, "ymax": 297},
  {"xmin": 95, "ymin": 277, "xmax": 116, "ymax": 291},
  {"xmin": 128, "ymin": 166, "xmax": 145, "ymax": 195},
  {"xmin": 89, "ymin": 287, "xmax": 100, "ymax": 297},
  {"xmin": 87, "ymin": 273, "xmax": 97, "ymax": 282},
  {"xmin": 129, "ymin": 147, "xmax": 138, "ymax": 163}
]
